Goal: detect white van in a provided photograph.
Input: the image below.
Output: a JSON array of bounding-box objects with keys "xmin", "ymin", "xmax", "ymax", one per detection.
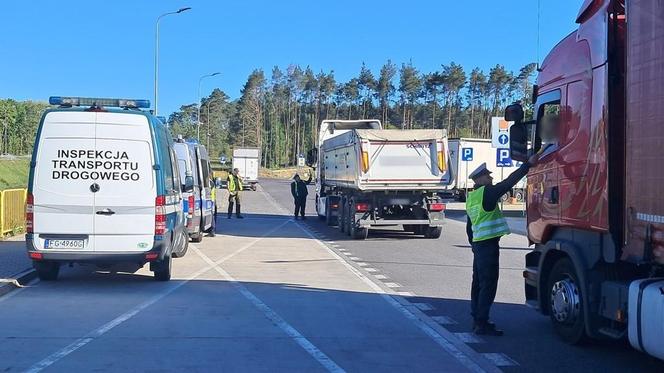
[
  {"xmin": 26, "ymin": 96, "xmax": 189, "ymax": 281},
  {"xmin": 173, "ymin": 138, "xmax": 213, "ymax": 242},
  {"xmin": 232, "ymin": 147, "xmax": 260, "ymax": 191}
]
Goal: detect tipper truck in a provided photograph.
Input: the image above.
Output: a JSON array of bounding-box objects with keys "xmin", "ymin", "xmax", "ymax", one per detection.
[
  {"xmin": 507, "ymin": 0, "xmax": 664, "ymax": 360},
  {"xmin": 314, "ymin": 120, "xmax": 452, "ymax": 240},
  {"xmin": 447, "ymin": 138, "xmax": 526, "ymax": 202}
]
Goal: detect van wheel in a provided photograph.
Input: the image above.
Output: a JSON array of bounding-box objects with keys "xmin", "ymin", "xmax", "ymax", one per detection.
[
  {"xmin": 547, "ymin": 258, "xmax": 587, "ymax": 344},
  {"xmin": 251, "ymin": 184, "xmax": 257, "ymax": 191},
  {"xmin": 153, "ymin": 254, "xmax": 172, "ymax": 281},
  {"xmin": 191, "ymin": 231, "xmax": 203, "ymax": 243},
  {"xmin": 424, "ymin": 226, "xmax": 442, "ymax": 239},
  {"xmin": 173, "ymin": 234, "xmax": 189, "ymax": 258},
  {"xmin": 515, "ymin": 190, "xmax": 525, "ymax": 202},
  {"xmin": 34, "ymin": 261, "xmax": 60, "ymax": 281}
]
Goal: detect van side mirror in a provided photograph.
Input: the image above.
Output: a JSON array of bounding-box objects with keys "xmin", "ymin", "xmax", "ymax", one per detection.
[
  {"xmin": 505, "ymin": 103, "xmax": 524, "ymax": 122},
  {"xmin": 510, "ymin": 123, "xmax": 529, "ymax": 162},
  {"xmin": 183, "ymin": 175, "xmax": 194, "ymax": 192}
]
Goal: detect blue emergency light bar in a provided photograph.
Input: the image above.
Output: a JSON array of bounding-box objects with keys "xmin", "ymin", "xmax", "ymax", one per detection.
[{"xmin": 49, "ymin": 96, "xmax": 151, "ymax": 109}]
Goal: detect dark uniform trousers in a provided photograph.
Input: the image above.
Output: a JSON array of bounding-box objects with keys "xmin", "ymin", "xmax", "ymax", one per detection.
[
  {"xmin": 294, "ymin": 197, "xmax": 306, "ymax": 218},
  {"xmin": 470, "ymin": 236, "xmax": 500, "ymax": 323}
]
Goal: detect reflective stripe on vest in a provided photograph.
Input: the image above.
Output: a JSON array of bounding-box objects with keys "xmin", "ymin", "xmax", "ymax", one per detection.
[{"xmin": 466, "ymin": 186, "xmax": 510, "ymax": 242}]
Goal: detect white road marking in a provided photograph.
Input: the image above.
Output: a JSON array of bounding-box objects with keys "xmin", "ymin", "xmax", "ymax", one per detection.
[
  {"xmin": 364, "ymin": 268, "xmax": 378, "ymax": 273},
  {"xmin": 356, "ymin": 262, "xmax": 368, "ymax": 267},
  {"xmin": 432, "ymin": 316, "xmax": 458, "ymax": 325},
  {"xmin": 413, "ymin": 303, "xmax": 434, "ymax": 311},
  {"xmin": 481, "ymin": 353, "xmax": 519, "ymax": 367},
  {"xmin": 397, "ymin": 291, "xmax": 414, "ymax": 297},
  {"xmin": 374, "ymin": 274, "xmax": 389, "ymax": 280},
  {"xmin": 25, "ymin": 220, "xmax": 291, "ymax": 373},
  {"xmin": 384, "ymin": 282, "xmax": 402, "ymax": 288},
  {"xmin": 349, "ymin": 257, "xmax": 361, "ymax": 261},
  {"xmin": 193, "ymin": 246, "xmax": 345, "ymax": 373},
  {"xmin": 454, "ymin": 333, "xmax": 485, "ymax": 344},
  {"xmin": 291, "ymin": 222, "xmax": 490, "ymax": 373}
]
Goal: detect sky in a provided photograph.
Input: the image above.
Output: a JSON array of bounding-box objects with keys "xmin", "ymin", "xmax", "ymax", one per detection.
[{"xmin": 0, "ymin": 1, "xmax": 580, "ymax": 116}]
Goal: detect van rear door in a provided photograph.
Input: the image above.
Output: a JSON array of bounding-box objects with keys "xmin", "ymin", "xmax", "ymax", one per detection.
[
  {"xmin": 93, "ymin": 112, "xmax": 156, "ymax": 252},
  {"xmin": 32, "ymin": 111, "xmax": 96, "ymax": 251}
]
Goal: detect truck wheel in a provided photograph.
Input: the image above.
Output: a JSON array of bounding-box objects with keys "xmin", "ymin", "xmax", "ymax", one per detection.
[
  {"xmin": 457, "ymin": 190, "xmax": 466, "ymax": 202},
  {"xmin": 424, "ymin": 226, "xmax": 442, "ymax": 239},
  {"xmin": 339, "ymin": 198, "xmax": 347, "ymax": 233},
  {"xmin": 34, "ymin": 261, "xmax": 60, "ymax": 281},
  {"xmin": 251, "ymin": 183, "xmax": 257, "ymax": 191},
  {"xmin": 515, "ymin": 190, "xmax": 525, "ymax": 202},
  {"xmin": 349, "ymin": 204, "xmax": 368, "ymax": 240},
  {"xmin": 153, "ymin": 254, "xmax": 172, "ymax": 281},
  {"xmin": 325, "ymin": 200, "xmax": 337, "ymax": 226},
  {"xmin": 547, "ymin": 258, "xmax": 587, "ymax": 344}
]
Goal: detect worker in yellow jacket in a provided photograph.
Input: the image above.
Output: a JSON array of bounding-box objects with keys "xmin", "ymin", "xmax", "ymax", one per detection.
[{"xmin": 227, "ymin": 168, "xmax": 244, "ymax": 219}]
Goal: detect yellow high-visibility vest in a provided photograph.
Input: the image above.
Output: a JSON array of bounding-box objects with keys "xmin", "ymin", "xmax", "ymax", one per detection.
[{"xmin": 466, "ymin": 186, "xmax": 511, "ymax": 242}]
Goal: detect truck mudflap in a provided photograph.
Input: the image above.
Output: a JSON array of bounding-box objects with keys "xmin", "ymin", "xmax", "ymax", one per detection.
[{"xmin": 628, "ymin": 278, "xmax": 664, "ymax": 360}]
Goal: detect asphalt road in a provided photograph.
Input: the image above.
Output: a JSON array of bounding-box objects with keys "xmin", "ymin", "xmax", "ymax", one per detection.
[
  {"xmin": 1, "ymin": 181, "xmax": 500, "ymax": 373},
  {"xmin": 260, "ymin": 178, "xmax": 664, "ymax": 373}
]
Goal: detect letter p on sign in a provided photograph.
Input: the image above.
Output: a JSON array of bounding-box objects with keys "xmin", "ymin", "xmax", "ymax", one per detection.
[{"xmin": 496, "ymin": 148, "xmax": 512, "ymax": 167}]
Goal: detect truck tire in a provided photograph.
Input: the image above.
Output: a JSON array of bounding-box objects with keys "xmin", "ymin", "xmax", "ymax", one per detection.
[
  {"xmin": 514, "ymin": 189, "xmax": 525, "ymax": 202},
  {"xmin": 153, "ymin": 254, "xmax": 172, "ymax": 281},
  {"xmin": 325, "ymin": 199, "xmax": 337, "ymax": 226},
  {"xmin": 251, "ymin": 183, "xmax": 257, "ymax": 191},
  {"xmin": 547, "ymin": 258, "xmax": 587, "ymax": 344},
  {"xmin": 424, "ymin": 226, "xmax": 442, "ymax": 239},
  {"xmin": 339, "ymin": 197, "xmax": 347, "ymax": 233},
  {"xmin": 34, "ymin": 261, "xmax": 60, "ymax": 281},
  {"xmin": 349, "ymin": 204, "xmax": 368, "ymax": 240}
]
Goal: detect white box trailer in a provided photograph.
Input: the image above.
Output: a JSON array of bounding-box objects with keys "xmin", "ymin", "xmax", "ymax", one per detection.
[
  {"xmin": 232, "ymin": 147, "xmax": 260, "ymax": 191},
  {"xmin": 447, "ymin": 138, "xmax": 526, "ymax": 201},
  {"xmin": 315, "ymin": 120, "xmax": 452, "ymax": 240}
]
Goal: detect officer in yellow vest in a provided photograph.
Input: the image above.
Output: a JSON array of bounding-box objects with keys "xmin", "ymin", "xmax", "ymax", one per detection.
[
  {"xmin": 466, "ymin": 154, "xmax": 537, "ymax": 336},
  {"xmin": 227, "ymin": 168, "xmax": 244, "ymax": 219}
]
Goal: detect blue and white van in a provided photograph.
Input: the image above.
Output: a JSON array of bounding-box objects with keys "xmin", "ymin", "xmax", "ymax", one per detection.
[
  {"xmin": 173, "ymin": 138, "xmax": 205, "ymax": 241},
  {"xmin": 26, "ymin": 96, "xmax": 188, "ymax": 281}
]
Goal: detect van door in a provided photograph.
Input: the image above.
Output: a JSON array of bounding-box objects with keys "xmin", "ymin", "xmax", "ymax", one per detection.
[
  {"xmin": 93, "ymin": 112, "xmax": 156, "ymax": 252},
  {"xmin": 196, "ymin": 146, "xmax": 213, "ymax": 230},
  {"xmin": 32, "ymin": 111, "xmax": 96, "ymax": 251}
]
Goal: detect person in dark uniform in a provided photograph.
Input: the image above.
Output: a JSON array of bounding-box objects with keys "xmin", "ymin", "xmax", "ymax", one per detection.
[
  {"xmin": 291, "ymin": 173, "xmax": 312, "ymax": 220},
  {"xmin": 466, "ymin": 154, "xmax": 537, "ymax": 336}
]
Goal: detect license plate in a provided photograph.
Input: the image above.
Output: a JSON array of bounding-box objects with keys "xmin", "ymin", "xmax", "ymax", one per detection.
[{"xmin": 44, "ymin": 239, "xmax": 85, "ymax": 249}]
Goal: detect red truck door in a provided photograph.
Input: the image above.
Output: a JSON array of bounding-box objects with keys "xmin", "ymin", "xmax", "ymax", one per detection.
[{"xmin": 527, "ymin": 90, "xmax": 563, "ymax": 242}]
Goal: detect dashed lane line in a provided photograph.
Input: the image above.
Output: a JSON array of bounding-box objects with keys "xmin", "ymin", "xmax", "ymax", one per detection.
[
  {"xmin": 192, "ymin": 245, "xmax": 345, "ymax": 373},
  {"xmin": 25, "ymin": 219, "xmax": 291, "ymax": 373}
]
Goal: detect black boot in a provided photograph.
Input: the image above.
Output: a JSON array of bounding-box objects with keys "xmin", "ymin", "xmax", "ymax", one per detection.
[
  {"xmin": 473, "ymin": 321, "xmax": 503, "ymax": 336},
  {"xmin": 236, "ymin": 205, "xmax": 244, "ymax": 219}
]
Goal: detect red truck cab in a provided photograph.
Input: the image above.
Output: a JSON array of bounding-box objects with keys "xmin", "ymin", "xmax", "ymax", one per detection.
[{"xmin": 507, "ymin": 0, "xmax": 664, "ymax": 360}]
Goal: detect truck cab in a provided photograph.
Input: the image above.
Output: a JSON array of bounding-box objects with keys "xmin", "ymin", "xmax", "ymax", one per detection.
[{"xmin": 507, "ymin": 0, "xmax": 664, "ymax": 360}]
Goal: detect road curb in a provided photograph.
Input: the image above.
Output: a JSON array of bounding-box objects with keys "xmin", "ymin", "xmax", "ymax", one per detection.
[{"xmin": 0, "ymin": 268, "xmax": 36, "ymax": 298}]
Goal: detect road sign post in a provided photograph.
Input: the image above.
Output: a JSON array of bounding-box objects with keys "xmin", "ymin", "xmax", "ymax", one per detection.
[
  {"xmin": 491, "ymin": 117, "xmax": 513, "ymax": 149},
  {"xmin": 461, "ymin": 147, "xmax": 473, "ymax": 200}
]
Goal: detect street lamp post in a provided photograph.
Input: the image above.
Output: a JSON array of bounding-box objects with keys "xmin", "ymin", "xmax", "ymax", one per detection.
[
  {"xmin": 197, "ymin": 72, "xmax": 220, "ymax": 141},
  {"xmin": 154, "ymin": 7, "xmax": 191, "ymax": 116}
]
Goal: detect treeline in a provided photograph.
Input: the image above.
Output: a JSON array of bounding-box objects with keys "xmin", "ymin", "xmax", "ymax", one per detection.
[
  {"xmin": 0, "ymin": 100, "xmax": 50, "ymax": 155},
  {"xmin": 169, "ymin": 61, "xmax": 537, "ymax": 169}
]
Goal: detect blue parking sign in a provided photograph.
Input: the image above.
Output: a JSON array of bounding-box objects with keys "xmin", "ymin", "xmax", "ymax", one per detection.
[
  {"xmin": 461, "ymin": 147, "xmax": 473, "ymax": 161},
  {"xmin": 496, "ymin": 148, "xmax": 512, "ymax": 167}
]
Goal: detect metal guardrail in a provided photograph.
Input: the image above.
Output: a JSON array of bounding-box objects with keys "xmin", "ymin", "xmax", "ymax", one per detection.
[{"xmin": 0, "ymin": 188, "xmax": 26, "ymax": 235}]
